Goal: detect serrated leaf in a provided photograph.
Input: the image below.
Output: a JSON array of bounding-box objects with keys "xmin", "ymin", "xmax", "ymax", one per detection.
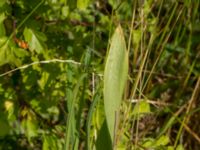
[
  {"xmin": 104, "ymin": 25, "xmax": 128, "ymax": 142},
  {"xmin": 23, "ymin": 27, "xmax": 47, "ymax": 53}
]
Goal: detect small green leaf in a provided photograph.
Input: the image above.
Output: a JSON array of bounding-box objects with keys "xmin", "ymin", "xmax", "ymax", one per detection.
[
  {"xmin": 133, "ymin": 100, "xmax": 151, "ymax": 115},
  {"xmin": 23, "ymin": 27, "xmax": 47, "ymax": 53},
  {"xmin": 77, "ymin": 0, "xmax": 91, "ymax": 10},
  {"xmin": 142, "ymin": 138, "xmax": 155, "ymax": 148},
  {"xmin": 155, "ymin": 135, "xmax": 170, "ymax": 146},
  {"xmin": 104, "ymin": 25, "xmax": 128, "ymax": 142}
]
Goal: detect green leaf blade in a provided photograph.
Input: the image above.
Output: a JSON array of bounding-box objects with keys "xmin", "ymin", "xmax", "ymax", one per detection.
[{"xmin": 104, "ymin": 25, "xmax": 128, "ymax": 142}]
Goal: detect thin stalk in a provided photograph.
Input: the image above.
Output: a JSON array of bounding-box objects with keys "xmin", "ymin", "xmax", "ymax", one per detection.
[
  {"xmin": 174, "ymin": 77, "xmax": 200, "ymax": 148},
  {"xmin": 141, "ymin": 6, "xmax": 184, "ymax": 92}
]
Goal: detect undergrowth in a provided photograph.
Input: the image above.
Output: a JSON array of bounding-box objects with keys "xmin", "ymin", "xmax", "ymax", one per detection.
[{"xmin": 0, "ymin": 0, "xmax": 200, "ymax": 150}]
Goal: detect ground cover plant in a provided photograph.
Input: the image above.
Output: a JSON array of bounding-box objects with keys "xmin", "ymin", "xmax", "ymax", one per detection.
[{"xmin": 0, "ymin": 0, "xmax": 200, "ymax": 149}]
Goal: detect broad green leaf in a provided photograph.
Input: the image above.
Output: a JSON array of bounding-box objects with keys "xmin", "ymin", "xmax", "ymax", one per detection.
[
  {"xmin": 77, "ymin": 0, "xmax": 91, "ymax": 10},
  {"xmin": 23, "ymin": 27, "xmax": 47, "ymax": 54},
  {"xmin": 133, "ymin": 100, "xmax": 151, "ymax": 115},
  {"xmin": 104, "ymin": 25, "xmax": 128, "ymax": 142}
]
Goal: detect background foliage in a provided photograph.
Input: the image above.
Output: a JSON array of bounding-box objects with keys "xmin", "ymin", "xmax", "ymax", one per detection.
[{"xmin": 0, "ymin": 0, "xmax": 200, "ymax": 150}]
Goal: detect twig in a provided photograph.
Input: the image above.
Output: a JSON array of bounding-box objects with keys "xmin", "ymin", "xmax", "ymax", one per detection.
[{"xmin": 0, "ymin": 59, "xmax": 81, "ymax": 77}]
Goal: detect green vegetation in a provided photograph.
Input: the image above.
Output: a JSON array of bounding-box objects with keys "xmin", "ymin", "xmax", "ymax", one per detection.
[{"xmin": 0, "ymin": 0, "xmax": 200, "ymax": 150}]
